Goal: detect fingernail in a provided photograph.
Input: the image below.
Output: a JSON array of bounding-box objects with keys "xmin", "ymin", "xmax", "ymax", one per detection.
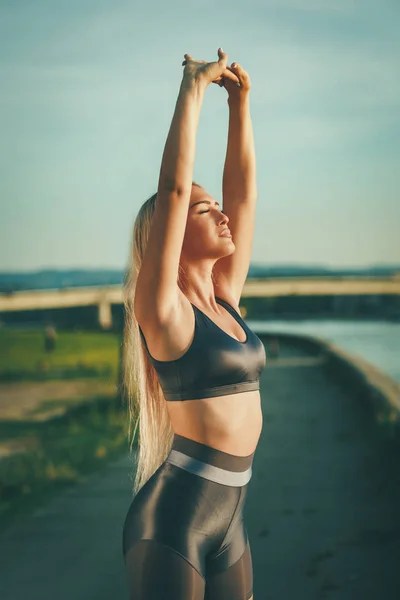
[{"xmin": 219, "ymin": 47, "xmax": 224, "ymax": 52}]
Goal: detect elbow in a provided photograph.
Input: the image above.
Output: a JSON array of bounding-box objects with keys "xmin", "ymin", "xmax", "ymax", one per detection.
[{"xmin": 158, "ymin": 173, "xmax": 192, "ymax": 198}]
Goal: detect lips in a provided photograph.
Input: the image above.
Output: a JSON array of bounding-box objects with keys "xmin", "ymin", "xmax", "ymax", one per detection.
[{"xmin": 219, "ymin": 228, "xmax": 232, "ymax": 237}]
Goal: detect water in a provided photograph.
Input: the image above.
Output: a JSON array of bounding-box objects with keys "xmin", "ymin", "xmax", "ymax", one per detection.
[{"xmin": 248, "ymin": 319, "xmax": 400, "ymax": 384}]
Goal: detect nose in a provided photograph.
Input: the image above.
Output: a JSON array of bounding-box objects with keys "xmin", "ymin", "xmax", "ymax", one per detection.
[{"xmin": 219, "ymin": 211, "xmax": 229, "ymax": 225}]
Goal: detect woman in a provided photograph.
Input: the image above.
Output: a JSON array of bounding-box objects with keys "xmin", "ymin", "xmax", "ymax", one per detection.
[{"xmin": 122, "ymin": 48, "xmax": 266, "ymax": 600}]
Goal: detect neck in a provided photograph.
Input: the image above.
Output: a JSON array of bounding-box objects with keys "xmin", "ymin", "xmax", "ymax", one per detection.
[{"xmin": 179, "ymin": 259, "xmax": 220, "ymax": 311}]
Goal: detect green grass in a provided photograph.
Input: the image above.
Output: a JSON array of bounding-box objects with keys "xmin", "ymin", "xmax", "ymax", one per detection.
[
  {"xmin": 0, "ymin": 328, "xmax": 121, "ymax": 381},
  {"xmin": 0, "ymin": 395, "xmax": 133, "ymax": 531},
  {"xmin": 0, "ymin": 327, "xmax": 134, "ymax": 530}
]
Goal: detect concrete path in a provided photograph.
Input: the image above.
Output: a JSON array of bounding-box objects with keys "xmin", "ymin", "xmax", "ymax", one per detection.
[
  {"xmin": 249, "ymin": 342, "xmax": 400, "ymax": 599},
  {"xmin": 0, "ymin": 340, "xmax": 399, "ymax": 599}
]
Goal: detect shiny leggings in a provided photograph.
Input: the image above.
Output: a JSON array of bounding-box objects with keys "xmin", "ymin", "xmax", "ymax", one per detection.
[{"xmin": 122, "ymin": 433, "xmax": 254, "ymax": 600}]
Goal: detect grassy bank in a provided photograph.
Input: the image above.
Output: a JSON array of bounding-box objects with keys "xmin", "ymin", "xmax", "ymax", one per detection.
[
  {"xmin": 0, "ymin": 328, "xmax": 120, "ymax": 382},
  {"xmin": 0, "ymin": 327, "xmax": 133, "ymax": 532},
  {"xmin": 0, "ymin": 393, "xmax": 133, "ymax": 532}
]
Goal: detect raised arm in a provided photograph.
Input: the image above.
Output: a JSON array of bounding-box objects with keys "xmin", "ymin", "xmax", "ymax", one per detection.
[
  {"xmin": 213, "ymin": 62, "xmax": 258, "ymax": 304},
  {"xmin": 134, "ymin": 49, "xmax": 231, "ymax": 325}
]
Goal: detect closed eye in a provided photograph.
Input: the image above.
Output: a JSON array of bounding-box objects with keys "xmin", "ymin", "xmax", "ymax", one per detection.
[{"xmin": 199, "ymin": 210, "xmax": 225, "ymax": 215}]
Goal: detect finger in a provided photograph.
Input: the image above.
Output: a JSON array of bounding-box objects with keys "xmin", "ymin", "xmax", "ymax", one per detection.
[
  {"xmin": 229, "ymin": 63, "xmax": 250, "ymax": 84},
  {"xmin": 229, "ymin": 63, "xmax": 244, "ymax": 76},
  {"xmin": 184, "ymin": 53, "xmax": 193, "ymax": 61},
  {"xmin": 217, "ymin": 47, "xmax": 228, "ymax": 66},
  {"xmin": 222, "ymin": 69, "xmax": 240, "ymax": 84},
  {"xmin": 228, "ymin": 63, "xmax": 242, "ymax": 78},
  {"xmin": 212, "ymin": 68, "xmax": 239, "ymax": 83},
  {"xmin": 183, "ymin": 58, "xmax": 207, "ymax": 66}
]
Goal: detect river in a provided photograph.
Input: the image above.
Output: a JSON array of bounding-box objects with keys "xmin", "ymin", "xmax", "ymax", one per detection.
[{"xmin": 248, "ymin": 319, "xmax": 400, "ymax": 384}]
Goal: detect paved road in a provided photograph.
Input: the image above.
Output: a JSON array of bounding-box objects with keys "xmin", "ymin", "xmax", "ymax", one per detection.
[
  {"xmin": 0, "ymin": 341, "xmax": 399, "ymax": 599},
  {"xmin": 249, "ymin": 343, "xmax": 400, "ymax": 599}
]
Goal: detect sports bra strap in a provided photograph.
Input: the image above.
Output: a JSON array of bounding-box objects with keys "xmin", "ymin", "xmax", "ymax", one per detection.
[{"xmin": 215, "ymin": 297, "xmax": 242, "ymax": 322}]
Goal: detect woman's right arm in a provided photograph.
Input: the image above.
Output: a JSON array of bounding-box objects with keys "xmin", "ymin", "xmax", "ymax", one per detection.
[
  {"xmin": 134, "ymin": 50, "xmax": 229, "ymax": 326},
  {"xmin": 157, "ymin": 75, "xmax": 206, "ymax": 196}
]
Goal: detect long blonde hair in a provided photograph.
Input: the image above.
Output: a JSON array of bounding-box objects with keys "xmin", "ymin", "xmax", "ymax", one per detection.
[{"xmin": 121, "ymin": 182, "xmax": 202, "ymax": 497}]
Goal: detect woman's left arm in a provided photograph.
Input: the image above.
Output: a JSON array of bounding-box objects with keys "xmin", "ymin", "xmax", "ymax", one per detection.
[
  {"xmin": 212, "ymin": 63, "xmax": 258, "ymax": 304},
  {"xmin": 221, "ymin": 63, "xmax": 257, "ymax": 204}
]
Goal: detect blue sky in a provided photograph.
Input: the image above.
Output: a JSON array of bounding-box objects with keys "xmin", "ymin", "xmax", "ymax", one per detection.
[{"xmin": 1, "ymin": 0, "xmax": 399, "ymax": 271}]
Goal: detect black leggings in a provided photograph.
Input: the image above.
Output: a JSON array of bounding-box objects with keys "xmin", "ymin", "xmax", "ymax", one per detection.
[{"xmin": 122, "ymin": 433, "xmax": 254, "ymax": 600}]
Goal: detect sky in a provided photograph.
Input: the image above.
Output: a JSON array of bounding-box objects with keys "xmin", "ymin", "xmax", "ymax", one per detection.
[{"xmin": 0, "ymin": 0, "xmax": 399, "ymax": 271}]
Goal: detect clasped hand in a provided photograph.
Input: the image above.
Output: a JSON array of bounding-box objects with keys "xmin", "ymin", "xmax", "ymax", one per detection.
[{"xmin": 182, "ymin": 48, "xmax": 251, "ymax": 97}]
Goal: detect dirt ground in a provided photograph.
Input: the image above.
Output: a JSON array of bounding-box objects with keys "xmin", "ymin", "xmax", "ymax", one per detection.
[
  {"xmin": 0, "ymin": 379, "xmax": 117, "ymax": 421},
  {"xmin": 0, "ymin": 379, "xmax": 117, "ymax": 458}
]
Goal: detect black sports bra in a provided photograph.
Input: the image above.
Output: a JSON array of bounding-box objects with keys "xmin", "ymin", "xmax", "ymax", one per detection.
[{"xmin": 138, "ymin": 296, "xmax": 266, "ymax": 401}]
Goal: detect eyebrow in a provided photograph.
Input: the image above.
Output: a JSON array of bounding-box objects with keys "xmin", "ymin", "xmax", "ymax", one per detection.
[{"xmin": 189, "ymin": 200, "xmax": 220, "ymax": 210}]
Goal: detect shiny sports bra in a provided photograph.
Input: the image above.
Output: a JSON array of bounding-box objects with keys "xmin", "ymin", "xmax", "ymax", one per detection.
[{"xmin": 138, "ymin": 296, "xmax": 266, "ymax": 401}]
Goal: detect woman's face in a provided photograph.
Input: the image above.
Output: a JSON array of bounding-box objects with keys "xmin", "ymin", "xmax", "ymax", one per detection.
[{"xmin": 181, "ymin": 185, "xmax": 235, "ymax": 261}]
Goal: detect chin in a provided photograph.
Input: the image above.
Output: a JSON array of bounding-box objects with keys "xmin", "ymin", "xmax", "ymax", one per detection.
[{"xmin": 221, "ymin": 242, "xmax": 235, "ymax": 257}]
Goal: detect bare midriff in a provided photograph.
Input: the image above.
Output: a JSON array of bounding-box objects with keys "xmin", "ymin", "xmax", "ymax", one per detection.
[
  {"xmin": 140, "ymin": 289, "xmax": 264, "ymax": 457},
  {"xmin": 166, "ymin": 389, "xmax": 263, "ymax": 457}
]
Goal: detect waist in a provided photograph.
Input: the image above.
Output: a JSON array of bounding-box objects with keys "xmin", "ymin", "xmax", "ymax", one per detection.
[
  {"xmin": 166, "ymin": 389, "xmax": 262, "ymax": 454},
  {"xmin": 166, "ymin": 432, "xmax": 254, "ymax": 487}
]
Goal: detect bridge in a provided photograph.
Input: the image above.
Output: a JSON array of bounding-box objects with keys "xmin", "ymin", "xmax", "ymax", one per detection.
[{"xmin": 1, "ymin": 276, "xmax": 400, "ymax": 329}]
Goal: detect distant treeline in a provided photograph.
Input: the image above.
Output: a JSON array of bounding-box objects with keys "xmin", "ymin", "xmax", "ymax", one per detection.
[
  {"xmin": 1, "ymin": 264, "xmax": 399, "ymax": 293},
  {"xmin": 1, "ymin": 293, "xmax": 399, "ymax": 330}
]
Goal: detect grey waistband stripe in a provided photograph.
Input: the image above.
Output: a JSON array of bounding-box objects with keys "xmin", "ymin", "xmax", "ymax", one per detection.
[{"xmin": 166, "ymin": 449, "xmax": 252, "ymax": 487}]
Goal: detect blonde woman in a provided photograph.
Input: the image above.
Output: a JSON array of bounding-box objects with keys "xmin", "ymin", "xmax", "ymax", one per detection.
[{"xmin": 122, "ymin": 48, "xmax": 266, "ymax": 600}]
